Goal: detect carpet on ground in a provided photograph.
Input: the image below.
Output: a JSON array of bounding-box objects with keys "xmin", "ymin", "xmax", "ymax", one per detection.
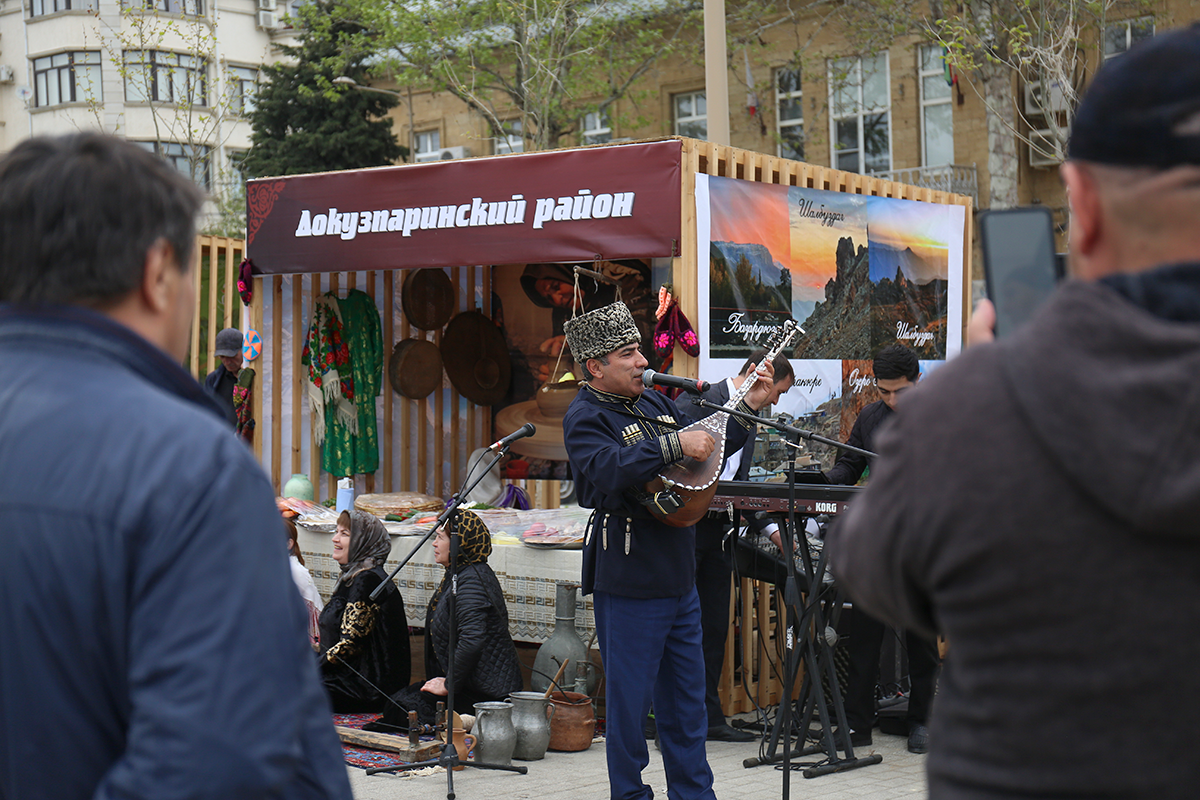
[{"xmin": 333, "ymin": 712, "xmax": 439, "ymax": 771}]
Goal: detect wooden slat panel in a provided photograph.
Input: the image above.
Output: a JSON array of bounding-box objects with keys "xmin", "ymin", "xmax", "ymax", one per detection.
[
  {"xmin": 271, "ymin": 275, "xmax": 283, "ymax": 492},
  {"xmin": 224, "ymin": 239, "xmax": 238, "ymax": 328},
  {"xmin": 291, "ymin": 275, "xmax": 303, "ymax": 476},
  {"xmin": 365, "ymin": 270, "xmax": 377, "ymax": 495},
  {"xmin": 399, "ymin": 272, "xmax": 411, "ymax": 492},
  {"xmin": 383, "ymin": 271, "xmax": 394, "ymax": 493}
]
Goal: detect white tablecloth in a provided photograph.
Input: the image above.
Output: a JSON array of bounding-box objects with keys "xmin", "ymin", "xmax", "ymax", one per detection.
[{"xmin": 297, "ymin": 524, "xmax": 594, "ymax": 645}]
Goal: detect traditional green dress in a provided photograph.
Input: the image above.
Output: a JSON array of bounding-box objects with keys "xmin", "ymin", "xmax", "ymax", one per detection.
[{"xmin": 301, "ymin": 290, "xmax": 382, "ymax": 477}]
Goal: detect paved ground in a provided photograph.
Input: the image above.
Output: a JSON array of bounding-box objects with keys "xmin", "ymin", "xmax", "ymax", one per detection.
[{"xmin": 345, "ymin": 717, "xmax": 928, "ymax": 800}]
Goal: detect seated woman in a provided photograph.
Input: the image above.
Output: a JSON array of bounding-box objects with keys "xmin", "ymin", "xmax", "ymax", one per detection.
[
  {"xmin": 318, "ymin": 509, "xmax": 410, "ymax": 712},
  {"xmin": 368, "ymin": 510, "xmax": 522, "ymax": 729}
]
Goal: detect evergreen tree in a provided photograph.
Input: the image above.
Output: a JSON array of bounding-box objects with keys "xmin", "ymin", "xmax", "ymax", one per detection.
[{"xmin": 240, "ymin": 0, "xmax": 406, "ymax": 179}]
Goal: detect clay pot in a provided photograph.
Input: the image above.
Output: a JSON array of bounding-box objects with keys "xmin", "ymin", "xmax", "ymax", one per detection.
[{"xmin": 547, "ymin": 691, "xmax": 595, "ymax": 752}]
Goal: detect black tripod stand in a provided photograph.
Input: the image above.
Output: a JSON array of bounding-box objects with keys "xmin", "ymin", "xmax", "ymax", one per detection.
[
  {"xmin": 695, "ymin": 401, "xmax": 881, "ymax": 793},
  {"xmin": 365, "ymin": 445, "xmax": 527, "ymax": 796}
]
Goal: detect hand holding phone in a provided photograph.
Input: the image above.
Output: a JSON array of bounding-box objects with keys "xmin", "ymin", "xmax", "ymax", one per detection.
[{"xmin": 979, "ymin": 206, "xmax": 1063, "ymax": 338}]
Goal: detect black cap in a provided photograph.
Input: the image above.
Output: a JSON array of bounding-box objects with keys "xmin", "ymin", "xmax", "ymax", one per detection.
[{"xmin": 1068, "ymin": 23, "xmax": 1200, "ymax": 169}]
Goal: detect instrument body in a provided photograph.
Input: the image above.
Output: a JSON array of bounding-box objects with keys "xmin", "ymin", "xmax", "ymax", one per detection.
[{"xmin": 647, "ymin": 320, "xmax": 800, "ymax": 528}]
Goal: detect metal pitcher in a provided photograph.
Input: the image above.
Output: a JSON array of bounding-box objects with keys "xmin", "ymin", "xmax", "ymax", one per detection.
[
  {"xmin": 472, "ymin": 701, "xmax": 517, "ymax": 766},
  {"xmin": 508, "ymin": 691, "xmax": 556, "ymax": 761}
]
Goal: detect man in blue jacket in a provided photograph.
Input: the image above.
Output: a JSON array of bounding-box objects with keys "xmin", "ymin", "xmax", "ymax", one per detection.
[
  {"xmin": 0, "ymin": 133, "xmax": 352, "ymax": 800},
  {"xmin": 562, "ymin": 302, "xmax": 774, "ymax": 800}
]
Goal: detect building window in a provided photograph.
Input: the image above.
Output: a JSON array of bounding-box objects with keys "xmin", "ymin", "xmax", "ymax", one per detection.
[
  {"xmin": 134, "ymin": 141, "xmax": 212, "ymax": 189},
  {"xmin": 581, "ymin": 111, "xmax": 611, "ymax": 145},
  {"xmin": 124, "ymin": 51, "xmax": 207, "ymax": 106},
  {"xmin": 919, "ymin": 45, "xmax": 953, "ymax": 167},
  {"xmin": 223, "ymin": 149, "xmax": 248, "ymax": 195},
  {"xmin": 775, "ymin": 67, "xmax": 803, "ymax": 160},
  {"xmin": 413, "ymin": 130, "xmax": 442, "ymax": 162},
  {"xmin": 228, "ymin": 66, "xmax": 258, "ymax": 116},
  {"xmin": 495, "ymin": 119, "xmax": 524, "ymax": 155},
  {"xmin": 828, "ymin": 54, "xmax": 891, "ymax": 175},
  {"xmin": 673, "ymin": 90, "xmax": 706, "ymax": 140},
  {"xmin": 33, "ymin": 51, "xmax": 101, "ymax": 108},
  {"xmin": 31, "ymin": 0, "xmax": 97, "ymax": 15},
  {"xmin": 127, "ymin": 0, "xmax": 205, "ymax": 15},
  {"xmin": 1104, "ymin": 17, "xmax": 1154, "ymax": 59}
]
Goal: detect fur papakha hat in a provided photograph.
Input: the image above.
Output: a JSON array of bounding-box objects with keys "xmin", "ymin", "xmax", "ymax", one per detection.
[{"xmin": 563, "ymin": 302, "xmax": 641, "ymax": 363}]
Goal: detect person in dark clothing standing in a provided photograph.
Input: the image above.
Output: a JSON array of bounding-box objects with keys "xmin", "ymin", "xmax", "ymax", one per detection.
[
  {"xmin": 825, "ymin": 344, "xmax": 939, "ymax": 755},
  {"xmin": 561, "ymin": 301, "xmax": 775, "ymax": 800},
  {"xmin": 0, "ymin": 133, "xmax": 351, "ymax": 800},
  {"xmin": 203, "ymin": 326, "xmax": 242, "ymax": 425},
  {"xmin": 831, "ymin": 27, "xmax": 1200, "ymax": 797},
  {"xmin": 319, "ymin": 510, "xmax": 411, "ymax": 712},
  {"xmin": 675, "ymin": 350, "xmax": 794, "ymax": 742}
]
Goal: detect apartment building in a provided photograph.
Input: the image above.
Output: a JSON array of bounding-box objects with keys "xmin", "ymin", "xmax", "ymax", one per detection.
[
  {"xmin": 0, "ymin": 0, "xmax": 299, "ymax": 201},
  {"xmin": 376, "ymin": 0, "xmax": 1194, "ymax": 266}
]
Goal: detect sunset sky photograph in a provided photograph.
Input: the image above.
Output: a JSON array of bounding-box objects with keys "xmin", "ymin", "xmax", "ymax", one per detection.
[{"xmin": 787, "ymin": 187, "xmax": 868, "ymax": 301}]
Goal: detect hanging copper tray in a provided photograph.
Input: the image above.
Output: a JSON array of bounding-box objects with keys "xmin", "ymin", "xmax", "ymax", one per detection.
[
  {"xmin": 440, "ymin": 311, "xmax": 511, "ymax": 405},
  {"xmin": 401, "ymin": 268, "xmax": 455, "ymax": 331},
  {"xmin": 388, "ymin": 338, "xmax": 443, "ymax": 399}
]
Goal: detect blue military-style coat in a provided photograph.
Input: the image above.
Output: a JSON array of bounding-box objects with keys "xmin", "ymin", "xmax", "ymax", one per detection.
[{"xmin": 563, "ymin": 382, "xmax": 755, "ymax": 599}]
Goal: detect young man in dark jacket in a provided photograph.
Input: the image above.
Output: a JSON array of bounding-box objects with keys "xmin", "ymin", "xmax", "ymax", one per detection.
[
  {"xmin": 825, "ymin": 344, "xmax": 939, "ymax": 755},
  {"xmin": 0, "ymin": 134, "xmax": 351, "ymax": 800}
]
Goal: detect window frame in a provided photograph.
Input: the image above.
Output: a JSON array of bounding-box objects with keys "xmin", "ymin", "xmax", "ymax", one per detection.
[
  {"xmin": 672, "ymin": 90, "xmax": 707, "ymax": 140},
  {"xmin": 494, "ymin": 119, "xmax": 524, "ymax": 155},
  {"xmin": 227, "ymin": 65, "xmax": 259, "ymax": 117},
  {"xmin": 134, "ymin": 140, "xmax": 212, "ymax": 189},
  {"xmin": 123, "ymin": 50, "xmax": 209, "ymax": 107},
  {"xmin": 125, "ymin": 0, "xmax": 205, "ymax": 16},
  {"xmin": 827, "ymin": 53, "xmax": 892, "ymax": 175},
  {"xmin": 31, "ymin": 0, "xmax": 97, "ymax": 16},
  {"xmin": 581, "ymin": 110, "xmax": 612, "ymax": 145},
  {"xmin": 918, "ymin": 44, "xmax": 954, "ymax": 167},
  {"xmin": 32, "ymin": 50, "xmax": 101, "ymax": 108},
  {"xmin": 1104, "ymin": 16, "xmax": 1154, "ymax": 60},
  {"xmin": 774, "ymin": 66, "xmax": 804, "ymax": 160},
  {"xmin": 413, "ymin": 130, "xmax": 442, "ymax": 163}
]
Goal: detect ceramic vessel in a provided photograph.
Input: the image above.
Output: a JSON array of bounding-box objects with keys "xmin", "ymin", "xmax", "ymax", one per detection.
[
  {"xmin": 508, "ymin": 691, "xmax": 555, "ymax": 761},
  {"xmin": 449, "ymin": 728, "xmax": 476, "ymax": 771},
  {"xmin": 531, "ymin": 583, "xmax": 594, "ymax": 695},
  {"xmin": 547, "ymin": 691, "xmax": 596, "ymax": 752},
  {"xmin": 282, "ymin": 473, "xmax": 314, "ymax": 501},
  {"xmin": 472, "ymin": 701, "xmax": 517, "ymax": 766}
]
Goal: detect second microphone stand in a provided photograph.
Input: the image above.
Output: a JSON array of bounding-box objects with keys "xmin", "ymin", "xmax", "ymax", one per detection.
[{"xmin": 367, "ymin": 445, "xmax": 527, "ymax": 796}]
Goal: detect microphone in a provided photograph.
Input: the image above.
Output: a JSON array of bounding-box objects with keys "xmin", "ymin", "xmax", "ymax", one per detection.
[
  {"xmin": 488, "ymin": 422, "xmax": 536, "ymax": 451},
  {"xmin": 641, "ymin": 369, "xmax": 710, "ymax": 395}
]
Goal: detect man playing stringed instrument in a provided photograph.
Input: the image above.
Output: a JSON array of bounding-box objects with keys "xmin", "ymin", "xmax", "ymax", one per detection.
[{"xmin": 562, "ymin": 302, "xmax": 775, "ymax": 800}]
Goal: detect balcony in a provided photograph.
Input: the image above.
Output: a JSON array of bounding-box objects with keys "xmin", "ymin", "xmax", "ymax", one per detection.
[{"xmin": 871, "ymin": 164, "xmax": 978, "ymax": 206}]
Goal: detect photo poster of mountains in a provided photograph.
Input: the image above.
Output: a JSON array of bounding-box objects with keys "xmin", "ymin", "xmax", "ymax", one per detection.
[{"xmin": 695, "ymin": 174, "xmax": 966, "ymax": 467}]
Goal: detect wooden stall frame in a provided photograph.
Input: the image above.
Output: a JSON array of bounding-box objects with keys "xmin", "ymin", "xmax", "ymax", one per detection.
[{"xmin": 240, "ymin": 139, "xmax": 970, "ymax": 706}]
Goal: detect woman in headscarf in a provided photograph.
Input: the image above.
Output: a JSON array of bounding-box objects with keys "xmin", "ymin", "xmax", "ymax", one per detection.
[
  {"xmin": 318, "ymin": 509, "xmax": 410, "ymax": 712},
  {"xmin": 366, "ymin": 510, "xmax": 522, "ymax": 730}
]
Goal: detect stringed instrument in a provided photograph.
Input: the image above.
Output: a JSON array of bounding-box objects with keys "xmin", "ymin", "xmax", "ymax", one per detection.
[{"xmin": 645, "ymin": 319, "xmax": 801, "ymax": 527}]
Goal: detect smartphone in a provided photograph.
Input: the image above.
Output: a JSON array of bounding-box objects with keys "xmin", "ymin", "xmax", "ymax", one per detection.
[{"xmin": 979, "ymin": 206, "xmax": 1063, "ymax": 338}]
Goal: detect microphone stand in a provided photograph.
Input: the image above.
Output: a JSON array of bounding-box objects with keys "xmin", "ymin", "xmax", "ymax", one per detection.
[
  {"xmin": 692, "ymin": 400, "xmax": 881, "ymax": 785},
  {"xmin": 367, "ymin": 445, "xmax": 528, "ymax": 793}
]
